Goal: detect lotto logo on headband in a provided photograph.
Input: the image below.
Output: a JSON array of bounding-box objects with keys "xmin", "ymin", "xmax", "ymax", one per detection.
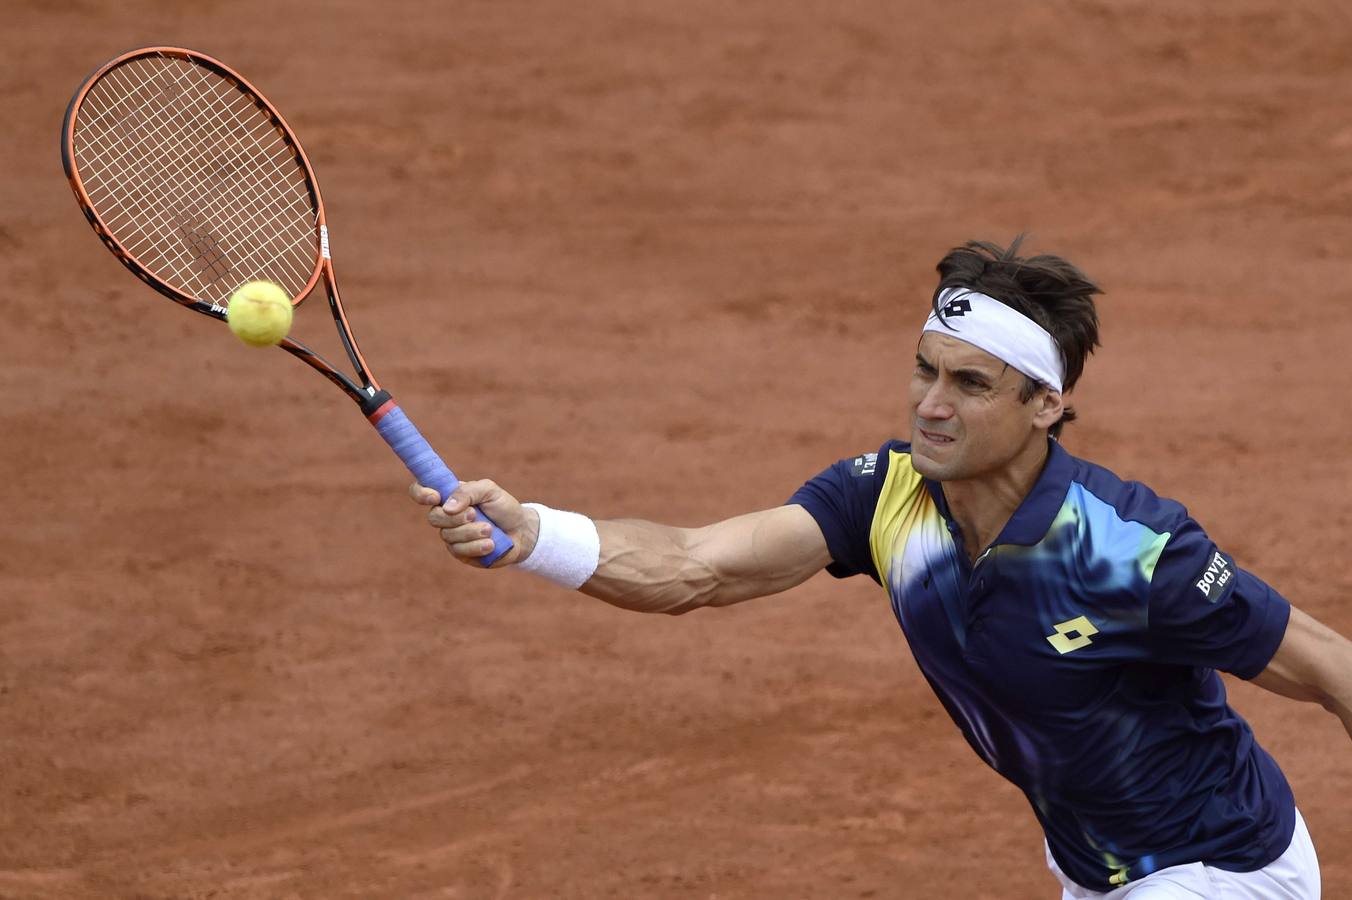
[
  {"xmin": 922, "ymin": 287, "xmax": 1067, "ymax": 392},
  {"xmin": 940, "ymin": 296, "xmax": 972, "ymax": 318}
]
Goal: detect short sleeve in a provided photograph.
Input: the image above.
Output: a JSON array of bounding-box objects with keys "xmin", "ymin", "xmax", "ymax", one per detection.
[
  {"xmin": 786, "ymin": 447, "xmax": 890, "ymax": 582},
  {"xmin": 1147, "ymin": 519, "xmax": 1291, "ymax": 679}
]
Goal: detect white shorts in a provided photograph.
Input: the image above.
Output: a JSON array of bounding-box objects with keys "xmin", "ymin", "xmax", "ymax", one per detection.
[{"xmin": 1047, "ymin": 809, "xmax": 1320, "ymax": 899}]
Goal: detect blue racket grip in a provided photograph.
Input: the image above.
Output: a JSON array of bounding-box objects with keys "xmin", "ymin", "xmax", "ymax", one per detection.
[{"xmin": 367, "ymin": 395, "xmax": 513, "ymax": 567}]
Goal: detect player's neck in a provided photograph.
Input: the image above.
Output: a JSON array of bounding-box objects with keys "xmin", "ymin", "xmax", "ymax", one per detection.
[{"xmin": 942, "ymin": 436, "xmax": 1050, "ymax": 564}]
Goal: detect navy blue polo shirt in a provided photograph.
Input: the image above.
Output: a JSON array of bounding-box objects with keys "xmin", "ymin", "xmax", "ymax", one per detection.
[{"xmin": 789, "ymin": 439, "xmax": 1294, "ymax": 891}]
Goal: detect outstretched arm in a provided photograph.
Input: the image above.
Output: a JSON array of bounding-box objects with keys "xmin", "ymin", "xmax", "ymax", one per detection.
[
  {"xmin": 1251, "ymin": 606, "xmax": 1352, "ymax": 739},
  {"xmin": 581, "ymin": 506, "xmax": 833, "ymax": 614},
  {"xmin": 410, "ymin": 480, "xmax": 832, "ymax": 615}
]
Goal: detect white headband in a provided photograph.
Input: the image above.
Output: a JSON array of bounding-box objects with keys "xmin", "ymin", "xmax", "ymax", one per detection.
[{"xmin": 921, "ymin": 288, "xmax": 1065, "ymax": 392}]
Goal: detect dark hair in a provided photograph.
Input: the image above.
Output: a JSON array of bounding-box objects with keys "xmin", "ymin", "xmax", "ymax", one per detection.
[{"xmin": 931, "ymin": 236, "xmax": 1101, "ymax": 438}]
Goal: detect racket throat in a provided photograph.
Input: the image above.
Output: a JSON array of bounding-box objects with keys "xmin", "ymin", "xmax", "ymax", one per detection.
[{"xmin": 360, "ymin": 388, "xmax": 395, "ymax": 422}]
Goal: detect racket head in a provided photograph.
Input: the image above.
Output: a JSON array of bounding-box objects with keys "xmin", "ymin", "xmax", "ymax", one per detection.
[{"xmin": 62, "ymin": 47, "xmax": 326, "ymax": 319}]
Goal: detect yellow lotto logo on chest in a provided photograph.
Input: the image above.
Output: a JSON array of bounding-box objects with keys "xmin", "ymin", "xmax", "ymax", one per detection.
[{"xmin": 1046, "ymin": 615, "xmax": 1099, "ymax": 655}]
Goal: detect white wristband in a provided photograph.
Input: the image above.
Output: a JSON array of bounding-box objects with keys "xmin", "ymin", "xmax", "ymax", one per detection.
[{"xmin": 517, "ymin": 503, "xmax": 600, "ymax": 589}]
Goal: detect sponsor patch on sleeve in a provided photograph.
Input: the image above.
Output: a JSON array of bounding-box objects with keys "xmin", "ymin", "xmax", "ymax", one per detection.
[
  {"xmin": 1194, "ymin": 550, "xmax": 1235, "ymax": 602},
  {"xmin": 850, "ymin": 452, "xmax": 878, "ymax": 477}
]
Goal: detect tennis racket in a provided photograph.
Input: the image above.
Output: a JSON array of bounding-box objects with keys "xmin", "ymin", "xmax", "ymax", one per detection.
[{"xmin": 61, "ymin": 46, "xmax": 512, "ymax": 565}]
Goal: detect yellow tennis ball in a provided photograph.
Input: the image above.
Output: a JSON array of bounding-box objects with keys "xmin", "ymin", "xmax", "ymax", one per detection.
[{"xmin": 227, "ymin": 281, "xmax": 294, "ymax": 347}]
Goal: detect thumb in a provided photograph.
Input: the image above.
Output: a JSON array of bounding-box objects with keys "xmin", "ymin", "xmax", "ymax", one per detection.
[{"xmin": 444, "ymin": 479, "xmax": 528, "ymax": 533}]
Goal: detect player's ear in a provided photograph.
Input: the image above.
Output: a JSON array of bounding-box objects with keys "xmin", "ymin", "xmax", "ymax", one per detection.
[{"xmin": 1032, "ymin": 388, "xmax": 1064, "ymax": 430}]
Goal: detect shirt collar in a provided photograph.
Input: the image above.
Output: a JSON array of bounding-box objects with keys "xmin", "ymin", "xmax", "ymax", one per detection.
[{"xmin": 923, "ymin": 439, "xmax": 1074, "ymax": 548}]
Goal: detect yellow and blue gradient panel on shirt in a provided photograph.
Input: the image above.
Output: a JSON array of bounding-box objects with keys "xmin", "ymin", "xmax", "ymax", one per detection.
[
  {"xmin": 868, "ymin": 451, "xmax": 1174, "ymax": 780},
  {"xmin": 869, "ymin": 451, "xmax": 1169, "ymax": 665},
  {"xmin": 866, "ymin": 449, "xmax": 1175, "ymax": 882},
  {"xmin": 789, "ymin": 440, "xmax": 1295, "ymax": 890}
]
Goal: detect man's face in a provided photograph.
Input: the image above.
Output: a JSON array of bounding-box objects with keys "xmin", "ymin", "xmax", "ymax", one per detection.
[{"xmin": 908, "ymin": 332, "xmax": 1057, "ymax": 482}]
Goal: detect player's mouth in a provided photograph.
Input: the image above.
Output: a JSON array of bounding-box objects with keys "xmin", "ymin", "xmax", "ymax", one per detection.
[{"xmin": 917, "ymin": 427, "xmax": 956, "ymax": 445}]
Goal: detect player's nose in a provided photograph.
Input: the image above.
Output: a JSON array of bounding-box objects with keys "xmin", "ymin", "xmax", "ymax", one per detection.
[{"xmin": 915, "ymin": 380, "xmax": 955, "ymax": 420}]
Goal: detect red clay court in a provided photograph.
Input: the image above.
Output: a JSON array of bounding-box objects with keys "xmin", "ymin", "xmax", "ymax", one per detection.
[{"xmin": 3, "ymin": 2, "xmax": 1352, "ymax": 896}]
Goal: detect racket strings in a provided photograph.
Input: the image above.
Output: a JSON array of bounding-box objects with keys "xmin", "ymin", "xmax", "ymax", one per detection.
[
  {"xmin": 72, "ymin": 54, "xmax": 320, "ymax": 306},
  {"xmin": 79, "ymin": 58, "xmax": 315, "ymax": 299},
  {"xmin": 86, "ymin": 65, "xmax": 304, "ymax": 281},
  {"xmin": 78, "ymin": 58, "xmax": 314, "ymax": 294},
  {"xmin": 79, "ymin": 66, "xmax": 313, "ymax": 300},
  {"xmin": 78, "ymin": 65, "xmax": 282, "ymax": 281}
]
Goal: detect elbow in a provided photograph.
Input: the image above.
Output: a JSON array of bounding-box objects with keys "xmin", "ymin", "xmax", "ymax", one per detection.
[
  {"xmin": 1291, "ymin": 679, "xmax": 1352, "ymax": 722},
  {"xmin": 1317, "ymin": 687, "xmax": 1352, "ymax": 719}
]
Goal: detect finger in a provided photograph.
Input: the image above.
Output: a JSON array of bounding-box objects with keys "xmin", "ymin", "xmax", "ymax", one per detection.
[
  {"xmin": 428, "ymin": 505, "xmax": 475, "ymax": 528},
  {"xmin": 438, "ymin": 522, "xmax": 491, "ymax": 546},
  {"xmin": 446, "ymin": 536, "xmax": 497, "ymax": 561},
  {"xmin": 409, "ymin": 483, "xmax": 441, "ymax": 506}
]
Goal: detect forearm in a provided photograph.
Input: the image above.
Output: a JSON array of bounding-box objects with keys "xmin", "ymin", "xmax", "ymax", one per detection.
[
  {"xmin": 578, "ymin": 510, "xmax": 830, "ymax": 615},
  {"xmin": 578, "ymin": 519, "xmax": 720, "ymax": 614},
  {"xmin": 1251, "ymin": 666, "xmax": 1352, "ymax": 738},
  {"xmin": 1251, "ymin": 606, "xmax": 1352, "ymax": 740},
  {"xmin": 413, "ymin": 480, "xmax": 829, "ymax": 613}
]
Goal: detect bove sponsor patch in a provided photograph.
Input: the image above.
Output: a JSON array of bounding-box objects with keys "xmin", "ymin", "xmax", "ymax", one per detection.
[{"xmin": 1194, "ymin": 550, "xmax": 1234, "ymax": 601}]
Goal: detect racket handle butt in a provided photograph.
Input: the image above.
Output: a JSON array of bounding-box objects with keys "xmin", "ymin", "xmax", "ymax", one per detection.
[{"xmin": 367, "ymin": 393, "xmax": 514, "ymax": 567}]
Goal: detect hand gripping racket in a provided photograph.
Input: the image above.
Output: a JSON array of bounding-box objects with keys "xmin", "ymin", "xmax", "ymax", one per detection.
[{"xmin": 61, "ymin": 46, "xmax": 512, "ymax": 565}]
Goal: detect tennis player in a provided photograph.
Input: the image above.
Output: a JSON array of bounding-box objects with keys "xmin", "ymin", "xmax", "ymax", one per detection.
[{"xmin": 412, "ymin": 238, "xmax": 1345, "ymax": 897}]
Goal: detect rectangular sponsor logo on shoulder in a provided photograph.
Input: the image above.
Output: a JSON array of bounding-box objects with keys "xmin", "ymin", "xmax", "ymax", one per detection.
[
  {"xmin": 1194, "ymin": 550, "xmax": 1234, "ymax": 601},
  {"xmin": 851, "ymin": 453, "xmax": 878, "ymax": 477}
]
